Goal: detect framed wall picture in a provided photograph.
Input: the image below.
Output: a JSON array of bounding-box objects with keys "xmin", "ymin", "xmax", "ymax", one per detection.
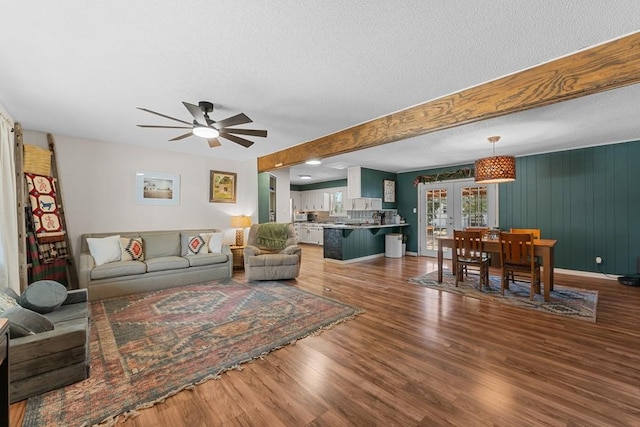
[
  {"xmin": 210, "ymin": 170, "xmax": 237, "ymax": 203},
  {"xmin": 383, "ymin": 179, "xmax": 396, "ymax": 203},
  {"xmin": 135, "ymin": 171, "xmax": 180, "ymax": 206}
]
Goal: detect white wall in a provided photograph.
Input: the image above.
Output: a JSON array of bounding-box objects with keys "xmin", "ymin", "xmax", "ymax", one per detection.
[{"xmin": 22, "ymin": 131, "xmax": 258, "ymax": 257}]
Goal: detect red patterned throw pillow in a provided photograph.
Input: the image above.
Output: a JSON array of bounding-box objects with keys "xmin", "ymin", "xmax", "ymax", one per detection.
[
  {"xmin": 120, "ymin": 237, "xmax": 144, "ymax": 261},
  {"xmin": 187, "ymin": 235, "xmax": 208, "ymax": 255}
]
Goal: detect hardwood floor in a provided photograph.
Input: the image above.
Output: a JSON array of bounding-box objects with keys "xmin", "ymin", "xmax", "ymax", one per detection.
[{"xmin": 10, "ymin": 245, "xmax": 640, "ymax": 426}]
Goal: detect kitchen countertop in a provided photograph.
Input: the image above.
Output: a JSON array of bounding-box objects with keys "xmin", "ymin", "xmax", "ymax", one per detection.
[{"xmin": 321, "ymin": 223, "xmax": 409, "ymax": 229}]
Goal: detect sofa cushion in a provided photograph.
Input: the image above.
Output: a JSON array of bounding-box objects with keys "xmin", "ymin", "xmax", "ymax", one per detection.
[
  {"xmin": 145, "ymin": 256, "xmax": 189, "ymax": 272},
  {"xmin": 141, "ymin": 231, "xmax": 181, "ymax": 259},
  {"xmin": 120, "ymin": 236, "xmax": 144, "ymax": 261},
  {"xmin": 91, "ymin": 261, "xmax": 147, "ymax": 280},
  {"xmin": 186, "ymin": 253, "xmax": 229, "ymax": 267},
  {"xmin": 1, "ymin": 305, "xmax": 55, "ymax": 337},
  {"xmin": 87, "ymin": 235, "xmax": 122, "ymax": 266},
  {"xmin": 19, "ymin": 280, "xmax": 68, "ymax": 314}
]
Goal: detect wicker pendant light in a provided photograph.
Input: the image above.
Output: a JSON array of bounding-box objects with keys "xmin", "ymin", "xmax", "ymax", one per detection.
[{"xmin": 474, "ymin": 136, "xmax": 516, "ymax": 183}]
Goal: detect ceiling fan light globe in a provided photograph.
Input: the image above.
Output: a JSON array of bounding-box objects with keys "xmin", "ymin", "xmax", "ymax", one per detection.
[{"xmin": 193, "ymin": 126, "xmax": 220, "ymax": 139}]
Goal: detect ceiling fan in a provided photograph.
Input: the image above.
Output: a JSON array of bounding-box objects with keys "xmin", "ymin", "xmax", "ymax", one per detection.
[{"xmin": 137, "ymin": 101, "xmax": 267, "ymax": 148}]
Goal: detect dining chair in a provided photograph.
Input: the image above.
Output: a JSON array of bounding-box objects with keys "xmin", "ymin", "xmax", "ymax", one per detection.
[
  {"xmin": 498, "ymin": 232, "xmax": 541, "ymax": 300},
  {"xmin": 509, "ymin": 228, "xmax": 541, "ymax": 239},
  {"xmin": 453, "ymin": 230, "xmax": 490, "ymax": 290},
  {"xmin": 508, "ymin": 228, "xmax": 541, "ymax": 283}
]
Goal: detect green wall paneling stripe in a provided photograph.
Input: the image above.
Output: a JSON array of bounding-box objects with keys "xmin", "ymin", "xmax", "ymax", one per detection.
[
  {"xmin": 293, "ymin": 179, "xmax": 348, "ymax": 191},
  {"xmin": 257, "ymin": 172, "xmax": 271, "ymax": 224}
]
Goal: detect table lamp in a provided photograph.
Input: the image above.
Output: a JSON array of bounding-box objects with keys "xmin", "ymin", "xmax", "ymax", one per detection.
[{"xmin": 230, "ymin": 215, "xmax": 251, "ymax": 246}]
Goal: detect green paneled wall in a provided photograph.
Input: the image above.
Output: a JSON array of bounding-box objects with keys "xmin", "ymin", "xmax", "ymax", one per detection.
[
  {"xmin": 500, "ymin": 141, "xmax": 640, "ymax": 274},
  {"xmin": 397, "ymin": 141, "xmax": 640, "ymax": 274},
  {"xmin": 341, "ymin": 227, "xmax": 401, "ymax": 260},
  {"xmin": 361, "ymin": 168, "xmax": 398, "ymax": 209}
]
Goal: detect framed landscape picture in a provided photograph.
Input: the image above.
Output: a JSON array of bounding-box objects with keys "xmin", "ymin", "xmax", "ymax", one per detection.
[
  {"xmin": 383, "ymin": 179, "xmax": 396, "ymax": 203},
  {"xmin": 210, "ymin": 170, "xmax": 237, "ymax": 203},
  {"xmin": 135, "ymin": 171, "xmax": 180, "ymax": 206}
]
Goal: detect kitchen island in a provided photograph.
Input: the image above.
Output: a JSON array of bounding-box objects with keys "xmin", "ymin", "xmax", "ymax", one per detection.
[{"xmin": 323, "ymin": 223, "xmax": 409, "ymax": 262}]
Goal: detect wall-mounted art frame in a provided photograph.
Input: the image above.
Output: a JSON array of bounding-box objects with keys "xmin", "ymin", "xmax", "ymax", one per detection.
[
  {"xmin": 210, "ymin": 170, "xmax": 237, "ymax": 203},
  {"xmin": 383, "ymin": 179, "xmax": 396, "ymax": 203},
  {"xmin": 135, "ymin": 171, "xmax": 180, "ymax": 206}
]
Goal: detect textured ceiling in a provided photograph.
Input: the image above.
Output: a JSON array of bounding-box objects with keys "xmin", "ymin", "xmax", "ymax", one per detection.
[{"xmin": 1, "ymin": 1, "xmax": 639, "ymax": 184}]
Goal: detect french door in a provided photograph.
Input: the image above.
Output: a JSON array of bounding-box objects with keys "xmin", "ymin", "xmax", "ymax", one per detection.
[{"xmin": 417, "ymin": 179, "xmax": 497, "ymax": 257}]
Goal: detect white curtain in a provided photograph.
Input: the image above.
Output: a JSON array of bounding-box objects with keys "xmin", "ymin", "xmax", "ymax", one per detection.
[{"xmin": 0, "ymin": 114, "xmax": 20, "ymax": 293}]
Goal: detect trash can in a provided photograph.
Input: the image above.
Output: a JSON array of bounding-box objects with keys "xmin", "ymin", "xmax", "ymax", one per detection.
[{"xmin": 385, "ymin": 233, "xmax": 403, "ymax": 258}]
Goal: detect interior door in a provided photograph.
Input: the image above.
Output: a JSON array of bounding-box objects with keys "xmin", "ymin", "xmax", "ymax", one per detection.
[{"xmin": 417, "ymin": 179, "xmax": 497, "ymax": 258}]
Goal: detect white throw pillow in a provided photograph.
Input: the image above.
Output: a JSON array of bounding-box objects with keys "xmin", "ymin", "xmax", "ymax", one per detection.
[
  {"xmin": 201, "ymin": 232, "xmax": 224, "ymax": 253},
  {"xmin": 87, "ymin": 235, "xmax": 122, "ymax": 266}
]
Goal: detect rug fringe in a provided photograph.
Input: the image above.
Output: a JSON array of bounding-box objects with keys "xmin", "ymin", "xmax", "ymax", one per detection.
[{"xmin": 86, "ymin": 308, "xmax": 364, "ymax": 427}]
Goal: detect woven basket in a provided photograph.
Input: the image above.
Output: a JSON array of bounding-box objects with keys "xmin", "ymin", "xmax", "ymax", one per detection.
[{"xmin": 23, "ymin": 144, "xmax": 52, "ymax": 176}]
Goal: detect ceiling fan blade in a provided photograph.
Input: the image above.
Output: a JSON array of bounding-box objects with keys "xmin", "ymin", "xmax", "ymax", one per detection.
[
  {"xmin": 137, "ymin": 125, "xmax": 192, "ymax": 129},
  {"xmin": 169, "ymin": 132, "xmax": 194, "ymax": 141},
  {"xmin": 137, "ymin": 107, "xmax": 192, "ymax": 125},
  {"xmin": 182, "ymin": 102, "xmax": 207, "ymax": 125},
  {"xmin": 219, "ymin": 131, "xmax": 255, "ymax": 148},
  {"xmin": 212, "ymin": 113, "xmax": 252, "ymax": 130},
  {"xmin": 208, "ymin": 138, "xmax": 222, "ymax": 148},
  {"xmin": 223, "ymin": 128, "xmax": 267, "ymax": 138}
]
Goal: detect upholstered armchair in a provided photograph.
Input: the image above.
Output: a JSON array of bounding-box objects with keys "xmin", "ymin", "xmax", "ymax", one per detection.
[{"xmin": 243, "ymin": 223, "xmax": 301, "ymax": 281}]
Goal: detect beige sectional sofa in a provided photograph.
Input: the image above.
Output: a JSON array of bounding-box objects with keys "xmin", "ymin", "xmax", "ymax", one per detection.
[{"xmin": 79, "ymin": 229, "xmax": 232, "ymax": 300}]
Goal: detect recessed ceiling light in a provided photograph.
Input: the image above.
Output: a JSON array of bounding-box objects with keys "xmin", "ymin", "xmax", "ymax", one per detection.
[
  {"xmin": 299, "ymin": 175, "xmax": 311, "ymax": 180},
  {"xmin": 305, "ymin": 159, "xmax": 322, "ymax": 165}
]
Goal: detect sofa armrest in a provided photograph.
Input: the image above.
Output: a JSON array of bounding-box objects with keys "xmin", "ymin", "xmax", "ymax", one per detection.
[
  {"xmin": 9, "ymin": 319, "xmax": 88, "ymax": 359},
  {"xmin": 244, "ymin": 245, "xmax": 262, "ymax": 257},
  {"xmin": 63, "ymin": 289, "xmax": 88, "ymax": 306},
  {"xmin": 283, "ymin": 245, "xmax": 301, "ymax": 257},
  {"xmin": 78, "ymin": 253, "xmax": 95, "ymax": 289},
  {"xmin": 221, "ymin": 243, "xmax": 233, "ymax": 277}
]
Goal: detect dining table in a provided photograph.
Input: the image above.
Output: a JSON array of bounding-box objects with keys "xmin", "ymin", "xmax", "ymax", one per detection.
[{"xmin": 436, "ymin": 236, "xmax": 558, "ymax": 302}]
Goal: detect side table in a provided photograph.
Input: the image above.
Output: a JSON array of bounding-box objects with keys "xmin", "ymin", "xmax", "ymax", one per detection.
[
  {"xmin": 1, "ymin": 318, "xmax": 9, "ymax": 427},
  {"xmin": 230, "ymin": 245, "xmax": 246, "ymax": 270}
]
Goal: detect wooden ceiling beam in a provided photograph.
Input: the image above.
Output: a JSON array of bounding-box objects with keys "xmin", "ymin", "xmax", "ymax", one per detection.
[{"xmin": 258, "ymin": 32, "xmax": 640, "ymax": 172}]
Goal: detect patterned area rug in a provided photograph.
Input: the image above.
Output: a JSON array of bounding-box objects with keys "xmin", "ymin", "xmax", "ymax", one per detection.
[
  {"xmin": 409, "ymin": 270, "xmax": 597, "ymax": 322},
  {"xmin": 23, "ymin": 280, "xmax": 362, "ymax": 426}
]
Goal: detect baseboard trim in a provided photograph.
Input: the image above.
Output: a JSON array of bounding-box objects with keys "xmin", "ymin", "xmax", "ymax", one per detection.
[
  {"xmin": 324, "ymin": 253, "xmax": 385, "ymax": 264},
  {"xmin": 554, "ymin": 268, "xmax": 619, "ymax": 281}
]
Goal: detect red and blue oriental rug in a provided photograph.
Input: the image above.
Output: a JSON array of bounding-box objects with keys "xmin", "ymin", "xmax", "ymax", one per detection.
[{"xmin": 23, "ymin": 280, "xmax": 362, "ymax": 426}]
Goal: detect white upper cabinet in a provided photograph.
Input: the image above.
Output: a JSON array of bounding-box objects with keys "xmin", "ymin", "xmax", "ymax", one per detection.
[
  {"xmin": 347, "ymin": 166, "xmax": 362, "ymax": 199},
  {"xmin": 291, "ymin": 191, "xmax": 302, "ymax": 212}
]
